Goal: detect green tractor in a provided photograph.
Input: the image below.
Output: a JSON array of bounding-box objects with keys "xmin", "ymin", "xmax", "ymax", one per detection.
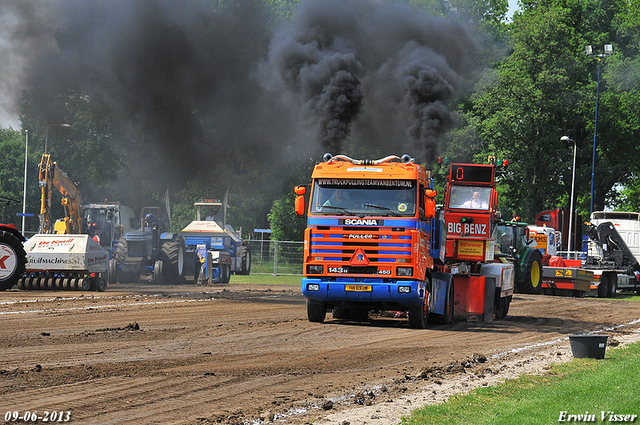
[{"xmin": 494, "ymin": 221, "xmax": 543, "ymax": 294}]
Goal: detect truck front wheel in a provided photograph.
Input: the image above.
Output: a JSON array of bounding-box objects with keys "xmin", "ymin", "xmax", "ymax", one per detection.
[
  {"xmin": 306, "ymin": 301, "xmax": 326, "ymax": 323},
  {"xmin": 409, "ymin": 293, "xmax": 430, "ymax": 329}
]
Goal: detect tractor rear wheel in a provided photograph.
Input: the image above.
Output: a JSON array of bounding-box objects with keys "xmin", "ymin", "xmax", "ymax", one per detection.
[
  {"xmin": 517, "ymin": 249, "xmax": 543, "ymax": 294},
  {"xmin": 160, "ymin": 237, "xmax": 186, "ymax": 284},
  {"xmin": 0, "ymin": 230, "xmax": 27, "ymax": 292}
]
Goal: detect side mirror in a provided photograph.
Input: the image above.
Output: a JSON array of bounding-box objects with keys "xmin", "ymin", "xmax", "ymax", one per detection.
[
  {"xmin": 424, "ymin": 189, "xmax": 437, "ymax": 219},
  {"xmin": 294, "ymin": 185, "xmax": 307, "ymax": 216}
]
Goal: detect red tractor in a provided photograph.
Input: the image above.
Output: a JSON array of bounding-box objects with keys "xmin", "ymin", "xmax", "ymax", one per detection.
[{"xmin": 0, "ymin": 222, "xmax": 27, "ymax": 292}]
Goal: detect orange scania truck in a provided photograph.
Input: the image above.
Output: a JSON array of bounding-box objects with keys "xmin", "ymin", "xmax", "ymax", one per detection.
[{"xmin": 294, "ymin": 154, "xmax": 514, "ymax": 328}]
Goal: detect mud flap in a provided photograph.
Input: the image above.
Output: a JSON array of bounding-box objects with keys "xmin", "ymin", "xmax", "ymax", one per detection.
[
  {"xmin": 431, "ymin": 272, "xmax": 452, "ymax": 315},
  {"xmin": 483, "ymin": 276, "xmax": 496, "ymax": 323}
]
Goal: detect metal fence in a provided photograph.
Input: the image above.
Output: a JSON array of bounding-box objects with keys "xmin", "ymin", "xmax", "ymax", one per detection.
[{"xmin": 246, "ymin": 240, "xmax": 303, "ymax": 275}]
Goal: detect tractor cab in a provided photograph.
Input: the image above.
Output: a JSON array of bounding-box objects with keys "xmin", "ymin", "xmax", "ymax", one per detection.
[
  {"xmin": 494, "ymin": 222, "xmax": 530, "ymax": 258},
  {"xmin": 494, "ymin": 221, "xmax": 543, "ymax": 294}
]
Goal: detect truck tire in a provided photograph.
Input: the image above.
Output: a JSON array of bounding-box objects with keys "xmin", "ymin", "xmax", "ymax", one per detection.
[
  {"xmin": 430, "ymin": 280, "xmax": 454, "ymax": 325},
  {"xmin": 409, "ymin": 292, "xmax": 430, "ymax": 329},
  {"xmin": 160, "ymin": 237, "xmax": 186, "ymax": 284},
  {"xmin": 496, "ymin": 295, "xmax": 511, "ymax": 319},
  {"xmin": 307, "ymin": 300, "xmax": 326, "ymax": 323},
  {"xmin": 606, "ymin": 273, "xmax": 617, "ymax": 298},
  {"xmin": 332, "ymin": 306, "xmax": 349, "ymax": 319},
  {"xmin": 238, "ymin": 245, "xmax": 251, "ymax": 275},
  {"xmin": 0, "ymin": 230, "xmax": 27, "ymax": 292},
  {"xmin": 597, "ymin": 273, "xmax": 610, "ymax": 298},
  {"xmin": 517, "ymin": 249, "xmax": 542, "ymax": 294}
]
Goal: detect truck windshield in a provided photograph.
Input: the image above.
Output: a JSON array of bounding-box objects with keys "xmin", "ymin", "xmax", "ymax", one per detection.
[
  {"xmin": 448, "ymin": 186, "xmax": 491, "ymax": 211},
  {"xmin": 309, "ymin": 180, "xmax": 417, "ymax": 217}
]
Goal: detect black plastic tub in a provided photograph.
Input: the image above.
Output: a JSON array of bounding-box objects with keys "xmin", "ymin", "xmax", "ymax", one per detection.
[{"xmin": 568, "ymin": 334, "xmax": 608, "ymax": 359}]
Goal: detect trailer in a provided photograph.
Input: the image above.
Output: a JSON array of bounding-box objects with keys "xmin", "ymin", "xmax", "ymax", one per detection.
[
  {"xmin": 527, "ymin": 224, "xmax": 591, "ymax": 296},
  {"xmin": 18, "ymin": 234, "xmax": 108, "ymax": 291},
  {"xmin": 536, "ymin": 209, "xmax": 640, "ymax": 297}
]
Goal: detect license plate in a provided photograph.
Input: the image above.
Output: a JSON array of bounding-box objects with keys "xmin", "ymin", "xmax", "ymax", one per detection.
[{"xmin": 345, "ymin": 285, "xmax": 372, "ymax": 292}]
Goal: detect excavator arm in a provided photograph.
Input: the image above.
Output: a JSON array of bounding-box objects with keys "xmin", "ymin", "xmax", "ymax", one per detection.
[{"xmin": 38, "ymin": 154, "xmax": 83, "ymax": 234}]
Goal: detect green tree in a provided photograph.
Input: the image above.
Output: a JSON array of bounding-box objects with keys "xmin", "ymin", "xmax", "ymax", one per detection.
[
  {"xmin": 467, "ymin": 0, "xmax": 636, "ymax": 221},
  {"xmin": 267, "ymin": 194, "xmax": 305, "ymax": 241},
  {"xmin": 0, "ymin": 127, "xmax": 42, "ymax": 232}
]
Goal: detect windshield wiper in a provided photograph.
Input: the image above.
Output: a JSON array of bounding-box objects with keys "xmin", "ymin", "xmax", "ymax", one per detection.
[
  {"xmin": 362, "ymin": 204, "xmax": 400, "ymax": 216},
  {"xmin": 321, "ymin": 205, "xmax": 354, "ymax": 215}
]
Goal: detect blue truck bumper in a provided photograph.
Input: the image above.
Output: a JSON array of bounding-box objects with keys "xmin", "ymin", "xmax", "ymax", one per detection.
[{"xmin": 302, "ymin": 277, "xmax": 426, "ymax": 309}]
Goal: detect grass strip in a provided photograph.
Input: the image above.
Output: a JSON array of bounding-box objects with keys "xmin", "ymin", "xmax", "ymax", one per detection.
[
  {"xmin": 229, "ymin": 273, "xmax": 301, "ymax": 286},
  {"xmin": 402, "ymin": 341, "xmax": 640, "ymax": 425}
]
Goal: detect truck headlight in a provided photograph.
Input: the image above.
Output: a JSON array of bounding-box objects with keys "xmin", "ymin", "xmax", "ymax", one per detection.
[
  {"xmin": 397, "ymin": 267, "xmax": 413, "ymax": 276},
  {"xmin": 398, "ymin": 286, "xmax": 411, "ymax": 293},
  {"xmin": 307, "ymin": 283, "xmax": 320, "ymax": 291},
  {"xmin": 307, "ymin": 265, "xmax": 323, "ymax": 274}
]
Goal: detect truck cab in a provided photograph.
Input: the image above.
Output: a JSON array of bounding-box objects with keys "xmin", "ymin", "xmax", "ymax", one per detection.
[{"xmin": 295, "ymin": 153, "xmax": 452, "ymax": 328}]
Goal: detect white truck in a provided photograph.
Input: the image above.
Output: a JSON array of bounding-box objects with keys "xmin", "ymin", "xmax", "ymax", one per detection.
[{"xmin": 583, "ymin": 211, "xmax": 640, "ymax": 297}]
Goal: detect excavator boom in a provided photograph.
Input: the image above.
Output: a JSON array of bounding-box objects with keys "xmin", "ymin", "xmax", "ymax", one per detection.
[{"xmin": 38, "ymin": 154, "xmax": 83, "ymax": 234}]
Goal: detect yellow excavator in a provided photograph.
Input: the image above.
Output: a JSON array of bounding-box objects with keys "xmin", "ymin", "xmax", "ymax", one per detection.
[
  {"xmin": 38, "ymin": 153, "xmax": 83, "ymax": 235},
  {"xmin": 18, "ymin": 154, "xmax": 108, "ymax": 291}
]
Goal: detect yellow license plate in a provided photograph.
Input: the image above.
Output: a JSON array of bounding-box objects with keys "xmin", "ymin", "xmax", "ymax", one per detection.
[{"xmin": 345, "ymin": 285, "xmax": 372, "ymax": 292}]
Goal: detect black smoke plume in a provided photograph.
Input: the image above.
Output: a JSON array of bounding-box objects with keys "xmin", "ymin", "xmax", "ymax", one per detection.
[
  {"xmin": 264, "ymin": 0, "xmax": 476, "ymax": 163},
  {"xmin": 3, "ymin": 0, "xmax": 477, "ymax": 201}
]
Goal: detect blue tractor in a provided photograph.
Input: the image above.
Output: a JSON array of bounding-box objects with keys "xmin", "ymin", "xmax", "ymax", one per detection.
[
  {"xmin": 112, "ymin": 206, "xmax": 186, "ymax": 284},
  {"xmin": 180, "ymin": 199, "xmax": 251, "ymax": 284}
]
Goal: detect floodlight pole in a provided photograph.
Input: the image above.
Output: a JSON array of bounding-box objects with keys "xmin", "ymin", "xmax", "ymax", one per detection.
[{"xmin": 586, "ymin": 44, "xmax": 612, "ymax": 215}]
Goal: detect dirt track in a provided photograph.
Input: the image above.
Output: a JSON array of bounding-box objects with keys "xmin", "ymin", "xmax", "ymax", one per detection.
[{"xmin": 1, "ymin": 281, "xmax": 640, "ymax": 425}]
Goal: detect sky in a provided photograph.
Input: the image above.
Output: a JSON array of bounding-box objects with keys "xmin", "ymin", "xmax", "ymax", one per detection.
[{"xmin": 508, "ymin": 0, "xmax": 519, "ymax": 18}]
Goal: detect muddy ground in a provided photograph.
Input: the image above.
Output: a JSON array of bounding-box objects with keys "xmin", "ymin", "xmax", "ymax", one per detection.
[{"xmin": 1, "ymin": 281, "xmax": 639, "ymax": 425}]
